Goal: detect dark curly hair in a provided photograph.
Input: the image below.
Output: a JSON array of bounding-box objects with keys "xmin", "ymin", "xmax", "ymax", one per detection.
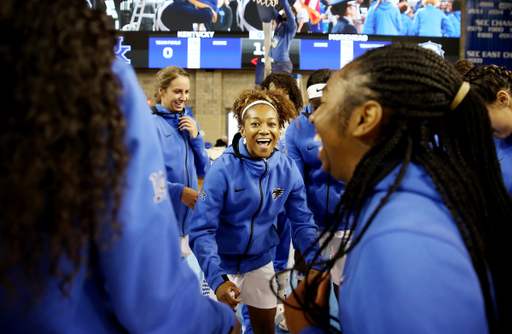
[
  {"xmin": 295, "ymin": 44, "xmax": 511, "ymax": 333},
  {"xmin": 307, "ymin": 68, "xmax": 335, "ymax": 89},
  {"xmin": 0, "ymin": 0, "xmax": 128, "ymax": 301},
  {"xmin": 453, "ymin": 59, "xmax": 474, "ymax": 77},
  {"xmin": 232, "ymin": 88, "xmax": 297, "ymax": 130},
  {"xmin": 260, "ymin": 73, "xmax": 304, "ymax": 113},
  {"xmin": 463, "ymin": 64, "xmax": 512, "ymax": 104}
]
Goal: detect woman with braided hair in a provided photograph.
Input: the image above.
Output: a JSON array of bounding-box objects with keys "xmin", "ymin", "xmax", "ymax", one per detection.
[
  {"xmin": 190, "ymin": 88, "xmax": 322, "ymax": 334},
  {"xmin": 284, "ymin": 43, "xmax": 511, "ymax": 334},
  {"xmin": 463, "ymin": 65, "xmax": 512, "ymax": 195}
]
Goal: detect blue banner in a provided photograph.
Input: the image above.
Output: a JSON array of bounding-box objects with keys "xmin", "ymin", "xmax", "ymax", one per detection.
[{"xmin": 465, "ymin": 0, "xmax": 512, "ymax": 67}]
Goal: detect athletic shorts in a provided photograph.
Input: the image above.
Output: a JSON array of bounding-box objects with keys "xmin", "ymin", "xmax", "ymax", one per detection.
[
  {"xmin": 318, "ymin": 230, "xmax": 351, "ymax": 286},
  {"xmin": 180, "ymin": 235, "xmax": 193, "ymax": 258},
  {"xmin": 228, "ymin": 261, "xmax": 278, "ymax": 309}
]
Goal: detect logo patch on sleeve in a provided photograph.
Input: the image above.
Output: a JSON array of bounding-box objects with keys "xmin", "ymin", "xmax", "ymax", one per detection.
[
  {"xmin": 199, "ymin": 189, "xmax": 208, "ymax": 201},
  {"xmin": 272, "ymin": 188, "xmax": 284, "ymax": 200},
  {"xmin": 149, "ymin": 170, "xmax": 168, "ymax": 203}
]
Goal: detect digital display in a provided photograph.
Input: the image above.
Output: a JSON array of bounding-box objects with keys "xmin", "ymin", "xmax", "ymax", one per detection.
[{"xmin": 148, "ymin": 37, "xmax": 242, "ymax": 69}]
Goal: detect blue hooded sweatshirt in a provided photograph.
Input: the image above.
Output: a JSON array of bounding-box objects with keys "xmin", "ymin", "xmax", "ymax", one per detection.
[
  {"xmin": 153, "ymin": 104, "xmax": 210, "ymax": 237},
  {"xmin": 495, "ymin": 136, "xmax": 512, "ymax": 195},
  {"xmin": 412, "ymin": 4, "xmax": 456, "ymax": 37},
  {"xmin": 362, "ymin": 1, "xmax": 402, "ymax": 36},
  {"xmin": 271, "ymin": 0, "xmax": 297, "ymax": 62},
  {"xmin": 449, "ymin": 11, "xmax": 461, "ymax": 37},
  {"xmin": 0, "ymin": 59, "xmax": 235, "ymax": 333},
  {"xmin": 400, "ymin": 13, "xmax": 413, "ymax": 35},
  {"xmin": 285, "ymin": 106, "xmax": 345, "ymax": 231},
  {"xmin": 299, "ymin": 162, "xmax": 489, "ymax": 334},
  {"xmin": 189, "ymin": 137, "xmax": 322, "ymax": 293}
]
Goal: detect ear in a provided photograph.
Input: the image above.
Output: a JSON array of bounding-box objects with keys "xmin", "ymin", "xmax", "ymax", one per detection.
[
  {"xmin": 158, "ymin": 87, "xmax": 165, "ymax": 97},
  {"xmin": 240, "ymin": 126, "xmax": 246, "ymax": 138},
  {"xmin": 497, "ymin": 90, "xmax": 511, "ymax": 108},
  {"xmin": 351, "ymin": 100, "xmax": 384, "ymax": 139}
]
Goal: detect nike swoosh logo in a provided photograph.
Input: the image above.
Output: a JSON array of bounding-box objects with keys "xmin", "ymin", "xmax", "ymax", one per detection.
[
  {"xmin": 235, "ymin": 188, "xmax": 246, "ymax": 192},
  {"xmin": 316, "ymin": 88, "xmax": 323, "ymax": 92},
  {"xmin": 166, "ymin": 134, "xmax": 172, "ymax": 137},
  {"xmin": 307, "ymin": 146, "xmax": 318, "ymax": 151},
  {"xmin": 498, "ymin": 158, "xmax": 504, "ymax": 162}
]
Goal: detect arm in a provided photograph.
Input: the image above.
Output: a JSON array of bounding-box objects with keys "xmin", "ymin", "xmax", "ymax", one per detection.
[
  {"xmin": 189, "ymin": 160, "xmax": 230, "ymax": 293},
  {"xmin": 285, "ymin": 120, "xmax": 306, "ymax": 179},
  {"xmin": 362, "ymin": 6, "xmax": 375, "ymax": 34},
  {"xmin": 187, "ymin": 117, "xmax": 211, "ymax": 178},
  {"xmin": 298, "ymin": 17, "xmax": 304, "ymax": 32},
  {"xmin": 411, "ymin": 11, "xmax": 420, "ymax": 35},
  {"xmin": 281, "ymin": 0, "xmax": 297, "ymax": 31},
  {"xmin": 441, "ymin": 13, "xmax": 456, "ymax": 37},
  {"xmin": 102, "ymin": 59, "xmax": 235, "ymax": 333}
]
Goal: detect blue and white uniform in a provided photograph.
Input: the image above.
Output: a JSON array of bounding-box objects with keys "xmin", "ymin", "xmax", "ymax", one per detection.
[
  {"xmin": 362, "ymin": 1, "xmax": 402, "ymax": 36},
  {"xmin": 300, "ymin": 162, "xmax": 489, "ymax": 334},
  {"xmin": 0, "ymin": 59, "xmax": 235, "ymax": 334},
  {"xmin": 285, "ymin": 106, "xmax": 345, "ymax": 232},
  {"xmin": 153, "ymin": 105, "xmax": 210, "ymax": 238},
  {"xmin": 411, "ymin": 4, "xmax": 456, "ymax": 37},
  {"xmin": 189, "ymin": 137, "xmax": 321, "ymax": 293}
]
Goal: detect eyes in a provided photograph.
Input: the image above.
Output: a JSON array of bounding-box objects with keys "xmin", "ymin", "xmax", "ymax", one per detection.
[
  {"xmin": 172, "ymin": 90, "xmax": 189, "ymax": 94},
  {"xmin": 251, "ymin": 122, "xmax": 277, "ymax": 127}
]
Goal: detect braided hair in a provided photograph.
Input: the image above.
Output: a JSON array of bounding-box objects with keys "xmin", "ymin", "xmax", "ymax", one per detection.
[
  {"xmin": 297, "ymin": 44, "xmax": 511, "ymax": 333},
  {"xmin": 0, "ymin": 0, "xmax": 128, "ymax": 302},
  {"xmin": 463, "ymin": 64, "xmax": 512, "ymax": 104}
]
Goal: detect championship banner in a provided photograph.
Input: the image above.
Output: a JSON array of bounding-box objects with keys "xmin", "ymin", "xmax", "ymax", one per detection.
[{"xmin": 465, "ymin": 0, "xmax": 512, "ymax": 67}]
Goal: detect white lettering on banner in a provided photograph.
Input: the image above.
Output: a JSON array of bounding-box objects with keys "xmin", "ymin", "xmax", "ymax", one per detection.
[
  {"xmin": 504, "ymin": 52, "xmax": 512, "ymax": 58},
  {"xmin": 212, "ymin": 41, "xmax": 227, "ymax": 45},
  {"xmin": 328, "ymin": 34, "xmax": 369, "ymax": 41},
  {"xmin": 489, "ymin": 10, "xmax": 504, "ymax": 14},
  {"xmin": 500, "ymin": 3, "xmax": 512, "ymax": 10},
  {"xmin": 479, "ymin": 2, "xmax": 494, "ymax": 7},
  {"xmin": 476, "ymin": 19, "xmax": 490, "ymax": 25},
  {"xmin": 482, "ymin": 51, "xmax": 501, "ymax": 58},
  {"xmin": 467, "ymin": 58, "xmax": 484, "ymax": 63},
  {"xmin": 468, "ymin": 26, "xmax": 483, "ymax": 31},
  {"xmin": 177, "ymin": 31, "xmax": 215, "ymax": 38},
  {"xmin": 478, "ymin": 32, "xmax": 494, "ymax": 38},
  {"xmin": 489, "ymin": 27, "xmax": 505, "ymax": 32},
  {"xmin": 313, "ymin": 43, "xmax": 328, "ymax": 47},
  {"xmin": 499, "ymin": 33, "xmax": 512, "ymax": 38},
  {"xmin": 468, "ymin": 9, "xmax": 484, "ymax": 14},
  {"xmin": 155, "ymin": 40, "xmax": 182, "ymax": 45},
  {"xmin": 467, "ymin": 50, "xmax": 481, "ymax": 57},
  {"xmin": 492, "ymin": 20, "xmax": 512, "ymax": 26}
]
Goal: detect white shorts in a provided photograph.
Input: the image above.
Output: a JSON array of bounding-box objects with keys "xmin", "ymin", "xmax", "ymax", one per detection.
[
  {"xmin": 318, "ymin": 230, "xmax": 351, "ymax": 286},
  {"xmin": 180, "ymin": 235, "xmax": 193, "ymax": 258},
  {"xmin": 228, "ymin": 261, "xmax": 278, "ymax": 309}
]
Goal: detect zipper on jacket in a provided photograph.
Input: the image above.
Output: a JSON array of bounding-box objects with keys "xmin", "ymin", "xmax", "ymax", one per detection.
[
  {"xmin": 179, "ymin": 131, "xmax": 190, "ymax": 236},
  {"xmin": 325, "ymin": 175, "xmax": 331, "ymax": 223},
  {"xmin": 237, "ymin": 254, "xmax": 241, "ymax": 275},
  {"xmin": 243, "ymin": 158, "xmax": 268, "ymax": 254}
]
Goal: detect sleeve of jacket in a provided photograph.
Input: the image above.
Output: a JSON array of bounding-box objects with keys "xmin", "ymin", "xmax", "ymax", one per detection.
[
  {"xmin": 394, "ymin": 8, "xmax": 402, "ymax": 34},
  {"xmin": 189, "ymin": 159, "xmax": 229, "ymax": 293},
  {"xmin": 411, "ymin": 11, "xmax": 420, "ymax": 35},
  {"xmin": 284, "ymin": 160, "xmax": 323, "ymax": 268},
  {"xmin": 362, "ymin": 6, "xmax": 375, "ymax": 34},
  {"xmin": 190, "ymin": 131, "xmax": 211, "ymax": 178},
  {"xmin": 441, "ymin": 13, "xmax": 456, "ymax": 37},
  {"xmin": 101, "ymin": 59, "xmax": 235, "ymax": 334},
  {"xmin": 285, "ymin": 120, "xmax": 306, "ymax": 179},
  {"xmin": 282, "ymin": 0, "xmax": 297, "ymax": 31}
]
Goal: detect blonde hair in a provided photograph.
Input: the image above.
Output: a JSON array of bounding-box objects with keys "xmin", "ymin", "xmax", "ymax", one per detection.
[
  {"xmin": 153, "ymin": 66, "xmax": 190, "ymax": 104},
  {"xmin": 423, "ymin": 0, "xmax": 440, "ymax": 7}
]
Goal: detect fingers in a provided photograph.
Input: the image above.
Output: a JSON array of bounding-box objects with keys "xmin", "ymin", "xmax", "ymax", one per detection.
[{"xmin": 313, "ymin": 273, "xmax": 331, "ymax": 308}]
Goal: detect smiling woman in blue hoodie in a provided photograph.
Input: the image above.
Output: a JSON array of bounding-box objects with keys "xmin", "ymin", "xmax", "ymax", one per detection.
[
  {"xmin": 284, "ymin": 44, "xmax": 511, "ymax": 334},
  {"xmin": 152, "ymin": 66, "xmax": 210, "ymax": 257},
  {"xmin": 190, "ymin": 88, "xmax": 321, "ymax": 334}
]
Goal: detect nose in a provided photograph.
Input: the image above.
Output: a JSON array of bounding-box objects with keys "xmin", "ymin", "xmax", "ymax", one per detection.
[{"xmin": 259, "ymin": 124, "xmax": 270, "ymax": 134}]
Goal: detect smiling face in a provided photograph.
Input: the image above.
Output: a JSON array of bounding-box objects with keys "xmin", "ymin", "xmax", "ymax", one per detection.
[
  {"xmin": 158, "ymin": 75, "xmax": 190, "ymax": 112},
  {"xmin": 241, "ymin": 104, "xmax": 280, "ymax": 159}
]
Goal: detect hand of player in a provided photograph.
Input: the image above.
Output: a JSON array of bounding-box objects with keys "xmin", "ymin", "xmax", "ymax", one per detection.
[
  {"xmin": 179, "ymin": 116, "xmax": 199, "ymax": 138},
  {"xmin": 284, "ymin": 272, "xmax": 331, "ymax": 334},
  {"xmin": 216, "ymin": 281, "xmax": 242, "ymax": 308},
  {"xmin": 181, "ymin": 187, "xmax": 198, "ymax": 210}
]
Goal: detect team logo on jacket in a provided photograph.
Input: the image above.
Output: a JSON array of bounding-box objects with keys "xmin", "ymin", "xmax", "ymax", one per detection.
[
  {"xmin": 149, "ymin": 170, "xmax": 168, "ymax": 203},
  {"xmin": 272, "ymin": 188, "xmax": 284, "ymax": 200}
]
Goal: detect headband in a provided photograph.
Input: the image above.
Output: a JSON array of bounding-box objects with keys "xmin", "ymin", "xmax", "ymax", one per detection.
[
  {"xmin": 307, "ymin": 84, "xmax": 326, "ymax": 99},
  {"xmin": 450, "ymin": 82, "xmax": 470, "ymax": 111},
  {"xmin": 241, "ymin": 100, "xmax": 278, "ymax": 120}
]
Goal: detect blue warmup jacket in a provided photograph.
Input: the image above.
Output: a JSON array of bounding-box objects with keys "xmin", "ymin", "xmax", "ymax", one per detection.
[
  {"xmin": 0, "ymin": 59, "xmax": 234, "ymax": 333},
  {"xmin": 495, "ymin": 136, "xmax": 512, "ymax": 195},
  {"xmin": 400, "ymin": 13, "xmax": 413, "ymax": 35},
  {"xmin": 189, "ymin": 137, "xmax": 321, "ymax": 292},
  {"xmin": 362, "ymin": 1, "xmax": 402, "ymax": 36},
  {"xmin": 285, "ymin": 107, "xmax": 345, "ymax": 231},
  {"xmin": 271, "ymin": 0, "xmax": 297, "ymax": 62},
  {"xmin": 153, "ymin": 104, "xmax": 210, "ymax": 237},
  {"xmin": 332, "ymin": 17, "xmax": 358, "ymax": 34},
  {"xmin": 412, "ymin": 4, "xmax": 456, "ymax": 37},
  {"xmin": 449, "ymin": 11, "xmax": 461, "ymax": 37},
  {"xmin": 300, "ymin": 162, "xmax": 489, "ymax": 334}
]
